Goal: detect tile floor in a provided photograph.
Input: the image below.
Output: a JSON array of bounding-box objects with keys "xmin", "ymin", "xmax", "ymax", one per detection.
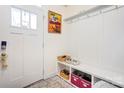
[{"xmin": 26, "ymin": 76, "xmax": 74, "ymax": 88}]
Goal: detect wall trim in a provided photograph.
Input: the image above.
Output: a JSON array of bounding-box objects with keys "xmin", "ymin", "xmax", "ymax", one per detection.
[{"xmin": 44, "ymin": 72, "xmax": 57, "ymax": 79}]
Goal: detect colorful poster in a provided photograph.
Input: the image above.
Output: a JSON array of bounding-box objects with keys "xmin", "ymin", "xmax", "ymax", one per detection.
[{"xmin": 48, "ymin": 11, "xmax": 62, "ymax": 33}]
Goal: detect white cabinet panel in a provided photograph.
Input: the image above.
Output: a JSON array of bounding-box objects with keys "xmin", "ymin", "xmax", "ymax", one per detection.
[
  {"xmin": 102, "ymin": 7, "xmax": 124, "ymax": 73},
  {"xmin": 69, "ymin": 7, "xmax": 124, "ymax": 74},
  {"xmin": 69, "ymin": 22, "xmax": 79, "ymax": 57},
  {"xmin": 70, "ymin": 15, "xmax": 102, "ymax": 66}
]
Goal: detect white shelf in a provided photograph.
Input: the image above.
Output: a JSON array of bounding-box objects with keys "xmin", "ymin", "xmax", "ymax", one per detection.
[
  {"xmin": 64, "ymin": 5, "xmax": 124, "ymax": 23},
  {"xmin": 57, "ymin": 61, "xmax": 92, "ymax": 88},
  {"xmin": 57, "ymin": 61, "xmax": 124, "ymax": 88},
  {"xmin": 73, "ymin": 64, "xmax": 124, "ymax": 88},
  {"xmin": 64, "ymin": 5, "xmax": 112, "ymax": 22},
  {"xmin": 57, "ymin": 74, "xmax": 70, "ymax": 83},
  {"xmin": 58, "ymin": 61, "xmax": 71, "ymax": 67}
]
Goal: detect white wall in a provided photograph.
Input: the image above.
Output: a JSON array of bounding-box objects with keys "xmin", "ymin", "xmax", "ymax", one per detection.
[
  {"xmin": 66, "ymin": 6, "xmax": 124, "ymax": 74},
  {"xmin": 42, "ymin": 5, "xmax": 70, "ymax": 79},
  {"xmin": 42, "ymin": 5, "xmax": 100, "ymax": 79}
]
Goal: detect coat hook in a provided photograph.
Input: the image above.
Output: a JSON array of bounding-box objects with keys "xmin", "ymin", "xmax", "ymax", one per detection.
[
  {"xmin": 115, "ymin": 5, "xmax": 118, "ymax": 9},
  {"xmin": 70, "ymin": 20, "xmax": 73, "ymax": 23},
  {"xmin": 77, "ymin": 17, "xmax": 80, "ymax": 21},
  {"xmin": 87, "ymin": 14, "xmax": 89, "ymax": 18},
  {"xmin": 99, "ymin": 10, "xmax": 102, "ymax": 14}
]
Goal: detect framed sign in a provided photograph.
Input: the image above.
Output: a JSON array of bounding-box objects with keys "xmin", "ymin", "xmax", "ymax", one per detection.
[{"xmin": 48, "ymin": 11, "xmax": 62, "ymax": 34}]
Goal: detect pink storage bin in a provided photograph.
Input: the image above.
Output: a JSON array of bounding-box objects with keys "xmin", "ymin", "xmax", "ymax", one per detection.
[
  {"xmin": 71, "ymin": 74, "xmax": 81, "ymax": 88},
  {"xmin": 80, "ymin": 78, "xmax": 91, "ymax": 88},
  {"xmin": 71, "ymin": 73, "xmax": 92, "ymax": 88}
]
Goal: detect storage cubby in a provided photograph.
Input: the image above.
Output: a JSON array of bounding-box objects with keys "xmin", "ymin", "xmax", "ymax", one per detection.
[
  {"xmin": 57, "ymin": 62, "xmax": 70, "ymax": 81},
  {"xmin": 71, "ymin": 68, "xmax": 92, "ymax": 88},
  {"xmin": 57, "ymin": 61, "xmax": 123, "ymax": 88},
  {"xmin": 93, "ymin": 77, "xmax": 119, "ymax": 88},
  {"xmin": 92, "ymin": 76, "xmax": 101, "ymax": 85}
]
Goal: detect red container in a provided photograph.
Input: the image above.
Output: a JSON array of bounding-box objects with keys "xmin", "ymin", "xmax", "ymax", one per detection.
[
  {"xmin": 71, "ymin": 74, "xmax": 91, "ymax": 88},
  {"xmin": 80, "ymin": 78, "xmax": 91, "ymax": 88},
  {"xmin": 71, "ymin": 74, "xmax": 81, "ymax": 88}
]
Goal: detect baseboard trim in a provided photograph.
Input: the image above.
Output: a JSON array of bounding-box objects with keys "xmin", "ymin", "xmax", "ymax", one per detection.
[{"xmin": 44, "ymin": 72, "xmax": 57, "ymax": 79}]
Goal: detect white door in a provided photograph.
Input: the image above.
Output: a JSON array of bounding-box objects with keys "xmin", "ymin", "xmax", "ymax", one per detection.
[{"xmin": 0, "ymin": 5, "xmax": 43, "ymax": 87}]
